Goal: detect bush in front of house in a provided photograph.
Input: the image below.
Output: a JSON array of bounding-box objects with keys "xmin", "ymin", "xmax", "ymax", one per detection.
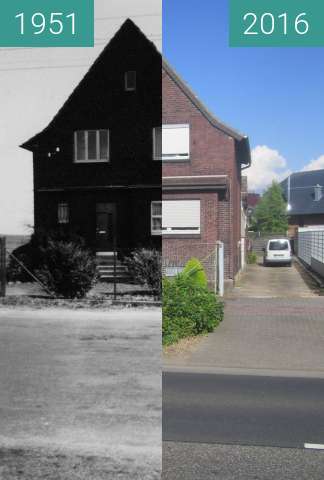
[
  {"xmin": 35, "ymin": 240, "xmax": 97, "ymax": 299},
  {"xmin": 247, "ymin": 252, "xmax": 258, "ymax": 264},
  {"xmin": 124, "ymin": 248, "xmax": 161, "ymax": 298},
  {"xmin": 7, "ymin": 230, "xmax": 86, "ymax": 283},
  {"xmin": 182, "ymin": 257, "xmax": 208, "ymax": 288},
  {"xmin": 162, "ymin": 275, "xmax": 224, "ymax": 346}
]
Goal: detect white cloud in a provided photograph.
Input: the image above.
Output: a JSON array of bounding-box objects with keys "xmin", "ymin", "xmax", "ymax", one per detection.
[
  {"xmin": 247, "ymin": 145, "xmax": 291, "ymax": 192},
  {"xmin": 302, "ymin": 155, "xmax": 324, "ymax": 172}
]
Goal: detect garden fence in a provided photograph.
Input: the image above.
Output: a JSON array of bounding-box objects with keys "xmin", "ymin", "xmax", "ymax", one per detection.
[
  {"xmin": 162, "ymin": 242, "xmax": 224, "ymax": 295},
  {"xmin": 298, "ymin": 227, "xmax": 324, "ymax": 278}
]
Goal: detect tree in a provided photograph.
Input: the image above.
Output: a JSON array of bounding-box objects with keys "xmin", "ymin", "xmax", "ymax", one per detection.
[{"xmin": 252, "ymin": 181, "xmax": 288, "ymax": 234}]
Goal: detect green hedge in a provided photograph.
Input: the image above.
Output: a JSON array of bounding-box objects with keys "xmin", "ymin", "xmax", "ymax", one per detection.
[{"xmin": 163, "ymin": 275, "xmax": 224, "ymax": 346}]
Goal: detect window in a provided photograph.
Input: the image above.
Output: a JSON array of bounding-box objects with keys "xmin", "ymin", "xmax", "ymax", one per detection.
[
  {"xmin": 125, "ymin": 71, "xmax": 136, "ymax": 91},
  {"xmin": 74, "ymin": 130, "xmax": 109, "ymax": 163},
  {"xmin": 162, "ymin": 200, "xmax": 200, "ymax": 235},
  {"xmin": 153, "ymin": 124, "xmax": 190, "ymax": 161},
  {"xmin": 58, "ymin": 202, "xmax": 69, "ymax": 224},
  {"xmin": 151, "ymin": 201, "xmax": 162, "ymax": 235}
]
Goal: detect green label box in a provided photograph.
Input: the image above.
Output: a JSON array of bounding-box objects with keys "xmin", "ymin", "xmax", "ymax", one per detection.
[
  {"xmin": 230, "ymin": 0, "xmax": 324, "ymax": 47},
  {"xmin": 0, "ymin": 0, "xmax": 94, "ymax": 47}
]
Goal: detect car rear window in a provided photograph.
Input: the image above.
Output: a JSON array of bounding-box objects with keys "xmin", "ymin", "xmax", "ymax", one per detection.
[{"xmin": 269, "ymin": 240, "xmax": 289, "ymax": 251}]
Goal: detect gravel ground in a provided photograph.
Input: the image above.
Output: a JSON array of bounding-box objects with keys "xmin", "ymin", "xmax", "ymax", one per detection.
[{"xmin": 0, "ymin": 308, "xmax": 161, "ymax": 479}]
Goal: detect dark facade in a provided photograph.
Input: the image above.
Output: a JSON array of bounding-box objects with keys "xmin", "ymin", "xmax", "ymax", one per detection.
[
  {"xmin": 162, "ymin": 60, "xmax": 251, "ymax": 283},
  {"xmin": 21, "ymin": 20, "xmax": 162, "ymax": 253}
]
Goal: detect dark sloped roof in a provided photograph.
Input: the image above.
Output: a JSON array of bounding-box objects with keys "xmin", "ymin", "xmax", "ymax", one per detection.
[{"xmin": 281, "ymin": 169, "xmax": 324, "ymax": 215}]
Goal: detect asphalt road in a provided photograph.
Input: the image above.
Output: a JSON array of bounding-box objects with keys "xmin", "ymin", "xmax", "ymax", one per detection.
[{"xmin": 163, "ymin": 372, "xmax": 324, "ymax": 448}]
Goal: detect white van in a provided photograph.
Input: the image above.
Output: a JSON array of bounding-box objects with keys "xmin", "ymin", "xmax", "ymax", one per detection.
[{"xmin": 263, "ymin": 239, "xmax": 292, "ymax": 267}]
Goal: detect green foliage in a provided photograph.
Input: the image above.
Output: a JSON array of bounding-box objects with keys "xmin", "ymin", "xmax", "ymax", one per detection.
[
  {"xmin": 124, "ymin": 248, "xmax": 161, "ymax": 298},
  {"xmin": 7, "ymin": 230, "xmax": 85, "ymax": 282},
  {"xmin": 162, "ymin": 275, "xmax": 224, "ymax": 346},
  {"xmin": 247, "ymin": 252, "xmax": 258, "ymax": 264},
  {"xmin": 35, "ymin": 241, "xmax": 97, "ymax": 299},
  {"xmin": 182, "ymin": 257, "xmax": 208, "ymax": 288},
  {"xmin": 252, "ymin": 181, "xmax": 288, "ymax": 234}
]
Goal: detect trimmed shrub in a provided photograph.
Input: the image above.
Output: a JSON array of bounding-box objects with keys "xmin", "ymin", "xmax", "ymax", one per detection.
[
  {"xmin": 7, "ymin": 230, "xmax": 85, "ymax": 283},
  {"xmin": 125, "ymin": 248, "xmax": 161, "ymax": 298},
  {"xmin": 162, "ymin": 275, "xmax": 224, "ymax": 346},
  {"xmin": 247, "ymin": 252, "xmax": 258, "ymax": 265},
  {"xmin": 35, "ymin": 241, "xmax": 97, "ymax": 299},
  {"xmin": 182, "ymin": 257, "xmax": 208, "ymax": 288}
]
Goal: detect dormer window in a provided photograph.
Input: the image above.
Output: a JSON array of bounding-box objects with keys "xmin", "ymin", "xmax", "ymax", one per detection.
[
  {"xmin": 314, "ymin": 184, "xmax": 322, "ymax": 202},
  {"xmin": 125, "ymin": 71, "xmax": 136, "ymax": 91},
  {"xmin": 74, "ymin": 130, "xmax": 109, "ymax": 163}
]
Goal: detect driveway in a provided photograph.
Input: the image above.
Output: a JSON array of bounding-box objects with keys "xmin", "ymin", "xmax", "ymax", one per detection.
[
  {"xmin": 230, "ymin": 259, "xmax": 316, "ymax": 298},
  {"xmin": 164, "ymin": 261, "xmax": 324, "ymax": 376},
  {"xmin": 0, "ymin": 308, "xmax": 161, "ymax": 479}
]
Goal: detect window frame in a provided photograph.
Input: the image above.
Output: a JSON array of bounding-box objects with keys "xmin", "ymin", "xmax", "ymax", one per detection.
[
  {"xmin": 57, "ymin": 202, "xmax": 69, "ymax": 224},
  {"xmin": 151, "ymin": 201, "xmax": 162, "ymax": 236},
  {"xmin": 162, "ymin": 199, "xmax": 201, "ymax": 235},
  {"xmin": 156, "ymin": 124, "xmax": 190, "ymax": 162},
  {"xmin": 125, "ymin": 71, "xmax": 137, "ymax": 92},
  {"xmin": 74, "ymin": 130, "xmax": 110, "ymax": 163}
]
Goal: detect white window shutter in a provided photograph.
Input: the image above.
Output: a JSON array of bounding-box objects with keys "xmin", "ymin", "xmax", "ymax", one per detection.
[
  {"xmin": 162, "ymin": 200, "xmax": 200, "ymax": 233},
  {"xmin": 162, "ymin": 125, "xmax": 190, "ymax": 159}
]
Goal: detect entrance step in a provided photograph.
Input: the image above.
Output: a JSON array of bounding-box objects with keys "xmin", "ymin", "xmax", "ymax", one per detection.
[{"xmin": 96, "ymin": 252, "xmax": 132, "ymax": 282}]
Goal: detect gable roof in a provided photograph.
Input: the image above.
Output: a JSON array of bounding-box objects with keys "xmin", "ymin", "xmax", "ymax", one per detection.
[
  {"xmin": 162, "ymin": 59, "xmax": 251, "ymax": 168},
  {"xmin": 281, "ymin": 169, "xmax": 324, "ymax": 215},
  {"xmin": 21, "ymin": 18, "xmax": 251, "ymax": 169},
  {"xmin": 21, "ymin": 19, "xmax": 159, "ymax": 151}
]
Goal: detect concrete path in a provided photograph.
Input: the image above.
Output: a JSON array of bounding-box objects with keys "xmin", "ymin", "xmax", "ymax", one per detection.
[
  {"xmin": 231, "ymin": 260, "xmax": 316, "ymax": 298},
  {"xmin": 0, "ymin": 308, "xmax": 161, "ymax": 479}
]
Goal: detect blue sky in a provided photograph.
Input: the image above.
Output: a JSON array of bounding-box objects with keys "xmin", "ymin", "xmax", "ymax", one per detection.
[{"xmin": 163, "ymin": 0, "xmax": 324, "ymax": 191}]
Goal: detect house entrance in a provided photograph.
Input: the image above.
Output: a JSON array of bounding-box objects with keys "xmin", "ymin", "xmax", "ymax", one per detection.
[{"xmin": 96, "ymin": 203, "xmax": 116, "ymax": 251}]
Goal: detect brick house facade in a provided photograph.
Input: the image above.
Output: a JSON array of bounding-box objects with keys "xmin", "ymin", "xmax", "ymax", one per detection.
[
  {"xmin": 21, "ymin": 20, "xmax": 161, "ymax": 256},
  {"xmin": 162, "ymin": 60, "xmax": 251, "ymax": 285}
]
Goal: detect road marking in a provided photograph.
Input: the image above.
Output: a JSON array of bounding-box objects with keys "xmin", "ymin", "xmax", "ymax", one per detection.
[{"xmin": 304, "ymin": 443, "xmax": 324, "ymax": 450}]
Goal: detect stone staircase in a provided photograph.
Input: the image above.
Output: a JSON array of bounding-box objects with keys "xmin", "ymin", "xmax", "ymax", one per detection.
[{"xmin": 96, "ymin": 252, "xmax": 131, "ymax": 282}]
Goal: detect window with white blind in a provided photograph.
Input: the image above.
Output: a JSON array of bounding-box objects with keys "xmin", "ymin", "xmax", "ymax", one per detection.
[
  {"xmin": 74, "ymin": 130, "xmax": 109, "ymax": 163},
  {"xmin": 162, "ymin": 200, "xmax": 200, "ymax": 234},
  {"xmin": 153, "ymin": 124, "xmax": 190, "ymax": 161},
  {"xmin": 151, "ymin": 201, "xmax": 162, "ymax": 235},
  {"xmin": 58, "ymin": 202, "xmax": 69, "ymax": 224}
]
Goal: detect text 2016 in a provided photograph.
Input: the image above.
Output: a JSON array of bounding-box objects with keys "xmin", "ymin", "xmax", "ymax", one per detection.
[{"xmin": 243, "ymin": 12, "xmax": 309, "ymax": 36}]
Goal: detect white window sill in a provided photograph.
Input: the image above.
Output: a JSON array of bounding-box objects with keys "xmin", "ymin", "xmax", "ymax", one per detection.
[
  {"xmin": 162, "ymin": 230, "xmax": 200, "ymax": 235},
  {"xmin": 74, "ymin": 159, "xmax": 110, "ymax": 164}
]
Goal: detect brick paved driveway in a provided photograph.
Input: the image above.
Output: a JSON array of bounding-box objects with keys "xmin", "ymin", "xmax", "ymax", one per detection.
[{"xmin": 165, "ymin": 262, "xmax": 324, "ymax": 375}]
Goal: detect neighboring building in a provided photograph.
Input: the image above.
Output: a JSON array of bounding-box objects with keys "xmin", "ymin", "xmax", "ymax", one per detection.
[
  {"xmin": 281, "ymin": 170, "xmax": 324, "ymax": 237},
  {"xmin": 21, "ymin": 20, "xmax": 161, "ymax": 256},
  {"xmin": 162, "ymin": 60, "xmax": 251, "ymax": 286}
]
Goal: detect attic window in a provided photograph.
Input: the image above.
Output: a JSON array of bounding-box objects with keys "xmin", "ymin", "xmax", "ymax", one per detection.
[
  {"xmin": 125, "ymin": 71, "xmax": 136, "ymax": 91},
  {"xmin": 74, "ymin": 130, "xmax": 109, "ymax": 163}
]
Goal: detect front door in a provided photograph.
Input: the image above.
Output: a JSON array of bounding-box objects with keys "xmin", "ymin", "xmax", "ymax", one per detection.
[{"xmin": 96, "ymin": 203, "xmax": 116, "ymax": 251}]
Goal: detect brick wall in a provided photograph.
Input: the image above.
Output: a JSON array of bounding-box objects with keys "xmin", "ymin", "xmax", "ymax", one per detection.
[{"xmin": 162, "ymin": 68, "xmax": 242, "ymax": 280}]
